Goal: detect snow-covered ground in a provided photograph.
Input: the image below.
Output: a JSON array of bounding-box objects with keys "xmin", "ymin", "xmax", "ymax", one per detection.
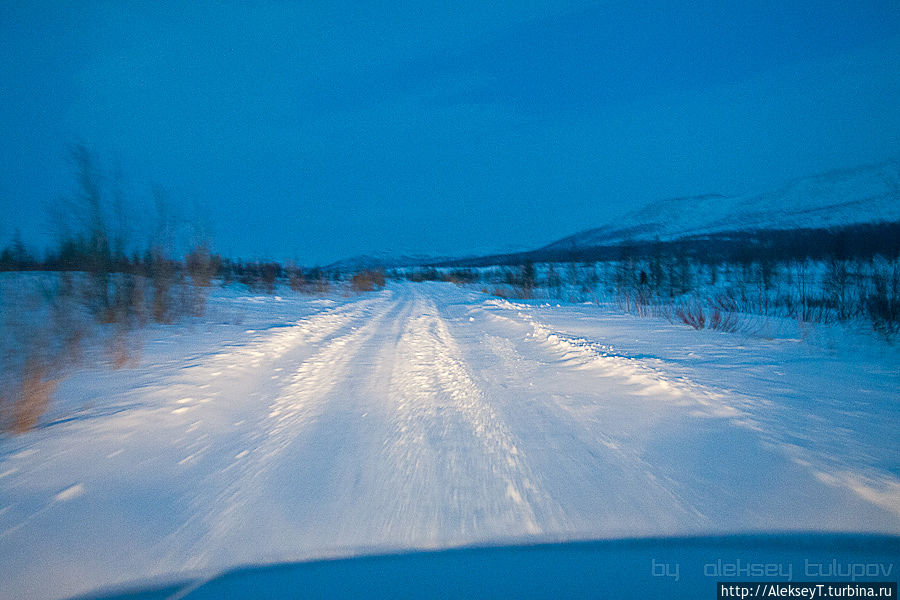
[{"xmin": 1, "ymin": 282, "xmax": 898, "ymax": 599}]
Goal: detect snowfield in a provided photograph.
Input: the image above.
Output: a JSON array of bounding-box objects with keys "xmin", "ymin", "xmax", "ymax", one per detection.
[{"xmin": 1, "ymin": 282, "xmax": 899, "ymax": 599}]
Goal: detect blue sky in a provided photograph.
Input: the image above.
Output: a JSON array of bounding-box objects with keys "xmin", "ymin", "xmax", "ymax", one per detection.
[{"xmin": 2, "ymin": 1, "xmax": 899, "ymax": 264}]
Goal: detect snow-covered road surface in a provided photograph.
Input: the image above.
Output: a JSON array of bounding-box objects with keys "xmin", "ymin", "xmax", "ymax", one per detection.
[{"xmin": 2, "ymin": 282, "xmax": 898, "ymax": 599}]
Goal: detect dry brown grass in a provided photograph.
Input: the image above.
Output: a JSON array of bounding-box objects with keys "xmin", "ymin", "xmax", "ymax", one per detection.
[
  {"xmin": 350, "ymin": 270, "xmax": 386, "ymax": 292},
  {"xmin": 6, "ymin": 360, "xmax": 59, "ymax": 434},
  {"xmin": 106, "ymin": 327, "xmax": 141, "ymax": 369}
]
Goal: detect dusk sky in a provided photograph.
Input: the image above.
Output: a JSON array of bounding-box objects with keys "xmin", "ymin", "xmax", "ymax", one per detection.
[{"xmin": 2, "ymin": 1, "xmax": 900, "ymax": 264}]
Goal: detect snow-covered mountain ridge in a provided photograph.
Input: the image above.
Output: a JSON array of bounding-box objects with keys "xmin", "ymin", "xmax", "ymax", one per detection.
[{"xmin": 543, "ymin": 160, "xmax": 900, "ymax": 251}]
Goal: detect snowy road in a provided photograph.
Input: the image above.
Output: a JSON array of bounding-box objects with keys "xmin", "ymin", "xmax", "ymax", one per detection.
[{"xmin": 2, "ymin": 282, "xmax": 899, "ymax": 599}]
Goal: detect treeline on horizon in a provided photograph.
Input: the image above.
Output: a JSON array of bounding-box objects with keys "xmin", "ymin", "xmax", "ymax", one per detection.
[
  {"xmin": 0, "ymin": 237, "xmax": 336, "ymax": 296},
  {"xmin": 0, "ymin": 144, "xmax": 355, "ymax": 309},
  {"xmin": 442, "ymin": 221, "xmax": 900, "ymax": 268},
  {"xmin": 5, "ymin": 212, "xmax": 899, "ymax": 280}
]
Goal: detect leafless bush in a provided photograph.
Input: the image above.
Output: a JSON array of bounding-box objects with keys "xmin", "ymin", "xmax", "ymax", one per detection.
[
  {"xmin": 186, "ymin": 244, "xmax": 216, "ymax": 287},
  {"xmin": 286, "ymin": 264, "xmax": 306, "ymax": 291},
  {"xmin": 1, "ymin": 281, "xmax": 69, "ymax": 434},
  {"xmin": 4, "ymin": 358, "xmax": 59, "ymax": 434},
  {"xmin": 707, "ymin": 306, "xmax": 740, "ymax": 332},
  {"xmin": 615, "ymin": 288, "xmax": 656, "ymax": 318},
  {"xmin": 351, "ymin": 269, "xmax": 386, "ymax": 292},
  {"xmin": 672, "ymin": 297, "xmax": 741, "ymax": 332},
  {"xmin": 520, "ymin": 262, "xmax": 536, "ymax": 298},
  {"xmin": 709, "ymin": 291, "xmax": 740, "ymax": 313},
  {"xmin": 105, "ymin": 323, "xmax": 141, "ymax": 369},
  {"xmin": 151, "ymin": 253, "xmax": 176, "ymax": 323},
  {"xmin": 262, "ymin": 263, "xmax": 279, "ymax": 294},
  {"xmin": 675, "ymin": 298, "xmax": 705, "ymax": 329},
  {"xmin": 488, "ymin": 285, "xmax": 514, "ymax": 299},
  {"xmin": 0, "ymin": 267, "xmax": 213, "ymax": 434},
  {"xmin": 866, "ymin": 258, "xmax": 900, "ymax": 338},
  {"xmin": 310, "ymin": 269, "xmax": 331, "ymax": 294}
]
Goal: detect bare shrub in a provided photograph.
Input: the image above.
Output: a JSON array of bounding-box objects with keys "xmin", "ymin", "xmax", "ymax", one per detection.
[
  {"xmin": 490, "ymin": 286, "xmax": 513, "ymax": 299},
  {"xmin": 175, "ymin": 270, "xmax": 210, "ymax": 318},
  {"xmin": 824, "ymin": 258, "xmax": 854, "ymax": 320},
  {"xmin": 3, "ymin": 359, "xmax": 59, "ymax": 434},
  {"xmin": 709, "ymin": 292, "xmax": 740, "ymax": 314},
  {"xmin": 105, "ymin": 324, "xmax": 141, "ymax": 369},
  {"xmin": 673, "ymin": 297, "xmax": 741, "ymax": 332},
  {"xmin": 261, "ymin": 263, "xmax": 279, "ymax": 294},
  {"xmin": 307, "ymin": 268, "xmax": 330, "ymax": 294},
  {"xmin": 49, "ymin": 293, "xmax": 89, "ymax": 369},
  {"xmin": 186, "ymin": 244, "xmax": 216, "ymax": 287},
  {"xmin": 444, "ymin": 269, "xmax": 479, "ymax": 285},
  {"xmin": 351, "ymin": 269, "xmax": 386, "ymax": 292},
  {"xmin": 707, "ymin": 306, "xmax": 740, "ymax": 333},
  {"xmin": 286, "ymin": 264, "xmax": 305, "ymax": 291},
  {"xmin": 315, "ymin": 278, "xmax": 331, "ymax": 294},
  {"xmin": 675, "ymin": 298, "xmax": 706, "ymax": 330},
  {"xmin": 520, "ymin": 262, "xmax": 536, "ymax": 298},
  {"xmin": 615, "ymin": 289, "xmax": 654, "ymax": 317},
  {"xmin": 150, "ymin": 253, "xmax": 176, "ymax": 323},
  {"xmin": 866, "ymin": 259, "xmax": 900, "ymax": 338}
]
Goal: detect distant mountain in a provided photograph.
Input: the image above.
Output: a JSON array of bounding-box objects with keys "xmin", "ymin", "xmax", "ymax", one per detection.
[{"xmin": 541, "ymin": 160, "xmax": 900, "ymax": 252}]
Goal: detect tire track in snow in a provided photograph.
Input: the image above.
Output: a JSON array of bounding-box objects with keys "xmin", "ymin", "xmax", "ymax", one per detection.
[
  {"xmin": 162, "ymin": 292, "xmax": 400, "ymax": 570},
  {"xmin": 199, "ymin": 293, "xmax": 391, "ymax": 370},
  {"xmin": 486, "ymin": 304, "xmax": 753, "ymax": 421},
  {"xmin": 473, "ymin": 330, "xmax": 707, "ymax": 534},
  {"xmin": 511, "ymin": 308, "xmax": 900, "ymax": 522},
  {"xmin": 134, "ymin": 293, "xmax": 393, "ymax": 427},
  {"xmin": 383, "ymin": 293, "xmax": 565, "ymax": 545},
  {"xmin": 478, "ymin": 299, "xmax": 900, "ymax": 527},
  {"xmin": 434, "ymin": 298, "xmax": 707, "ymax": 536}
]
